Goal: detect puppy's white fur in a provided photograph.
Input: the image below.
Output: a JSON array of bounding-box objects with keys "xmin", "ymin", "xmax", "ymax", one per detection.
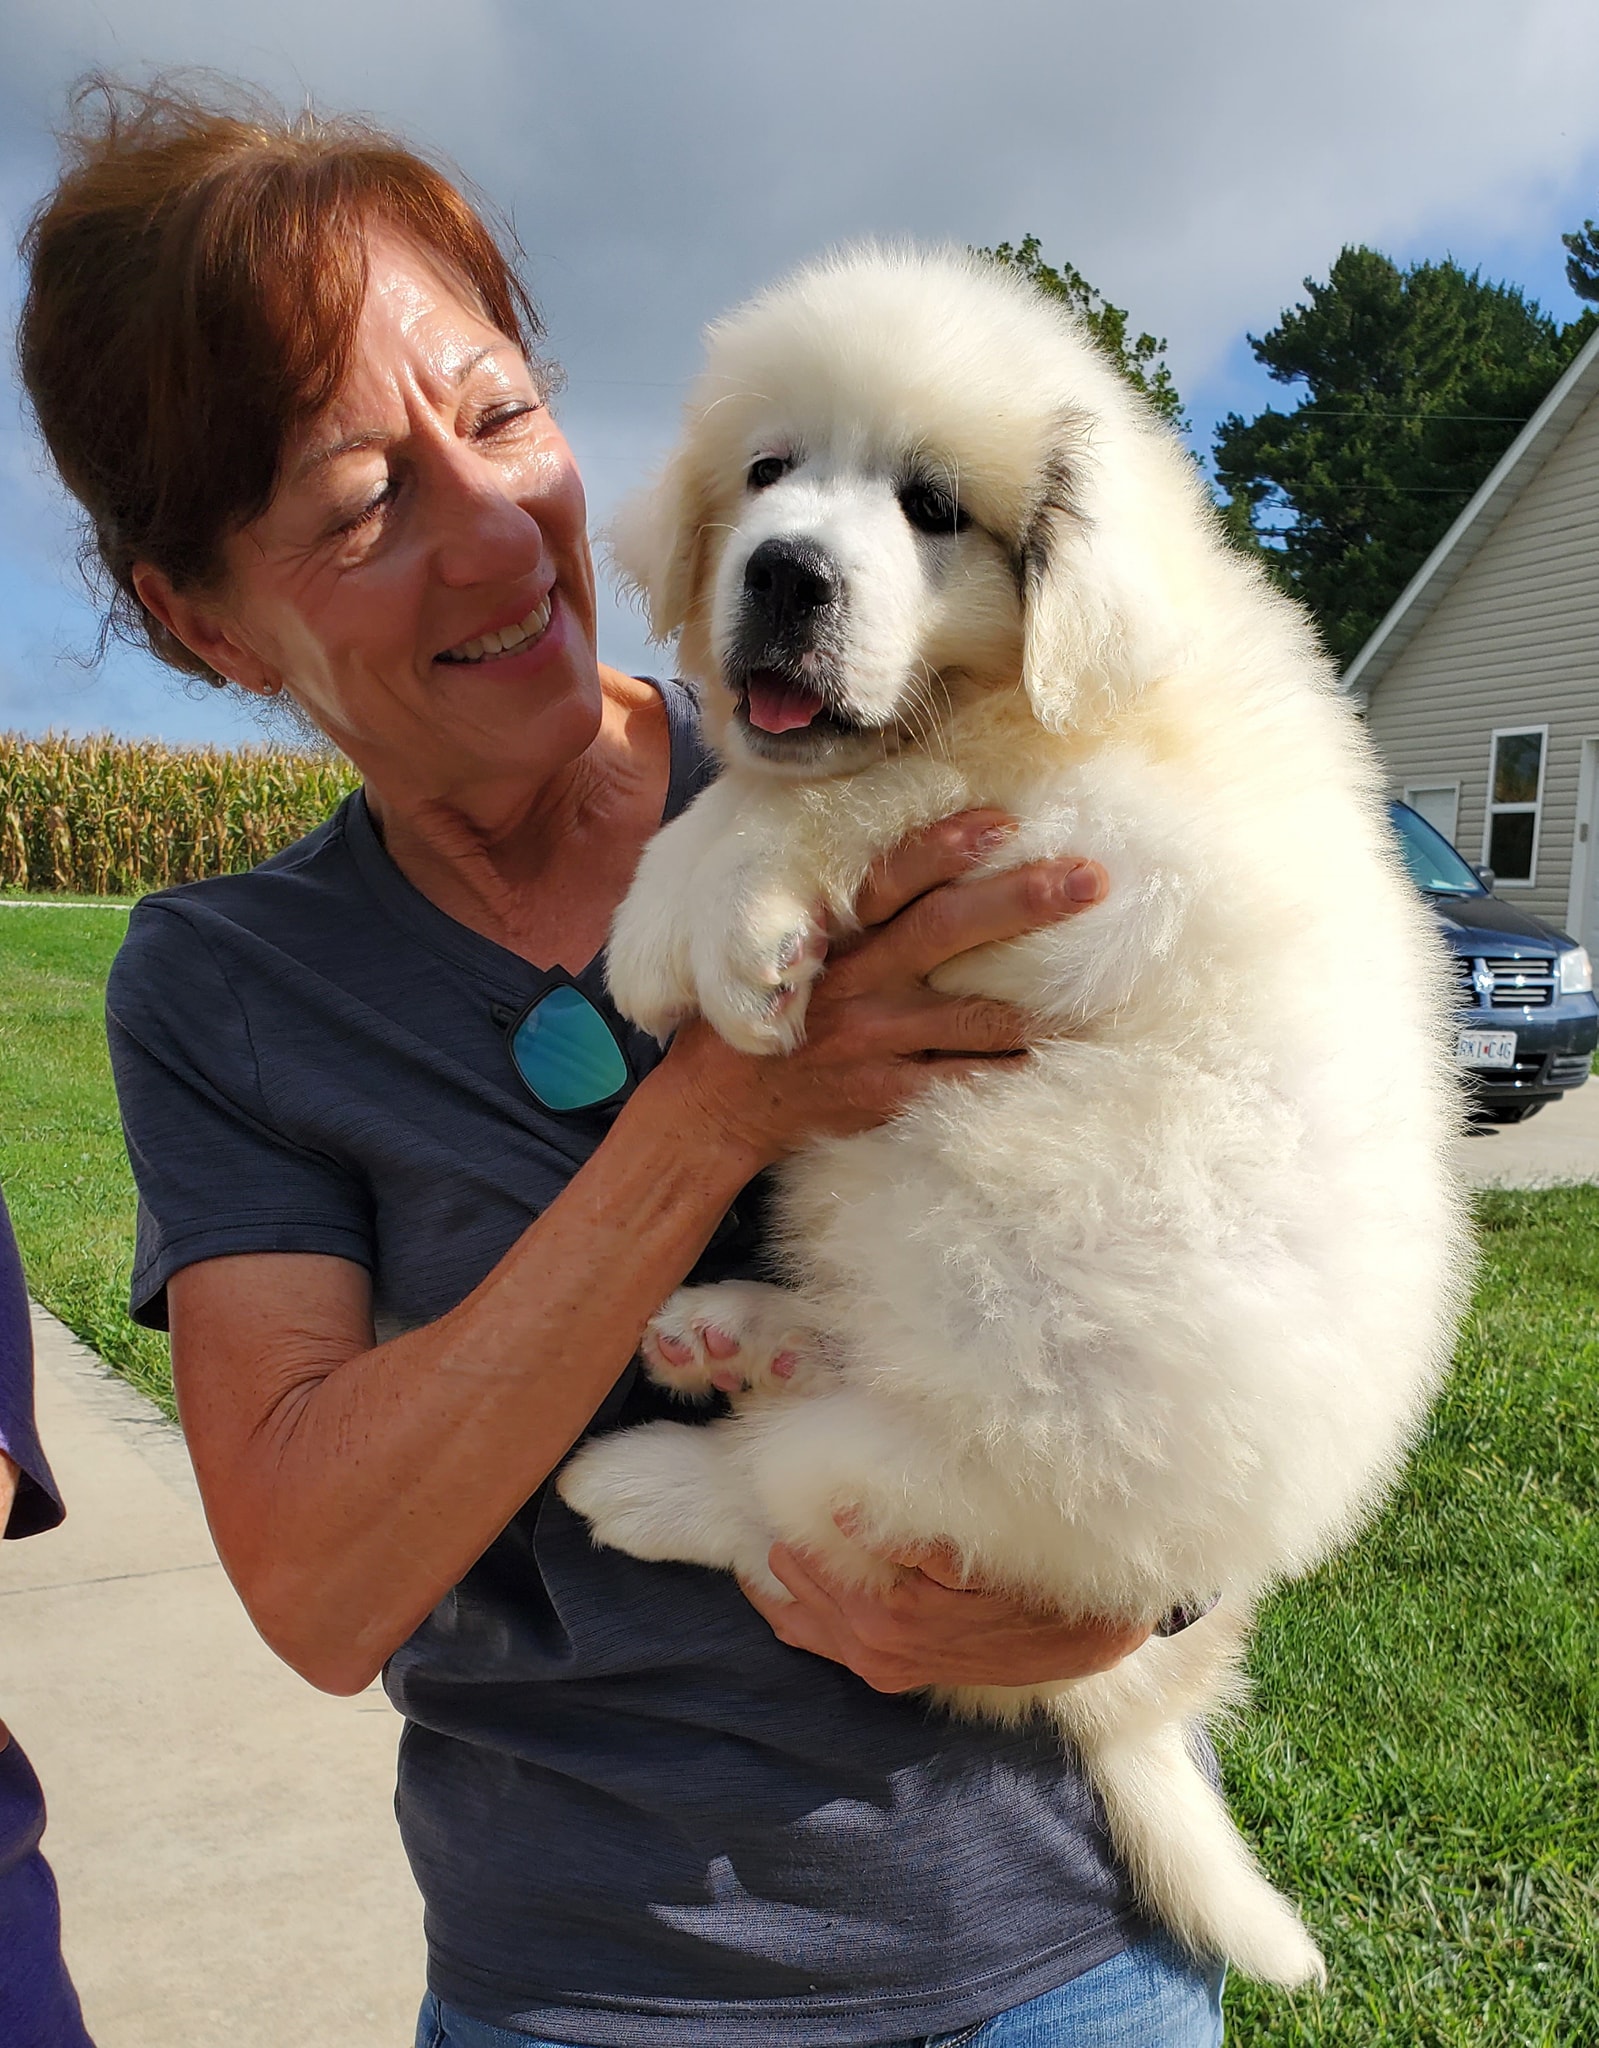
[{"xmin": 558, "ymin": 247, "xmax": 1468, "ymax": 1987}]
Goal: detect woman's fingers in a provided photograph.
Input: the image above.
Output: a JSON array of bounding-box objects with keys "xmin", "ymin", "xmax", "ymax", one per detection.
[
  {"xmin": 847, "ymin": 812, "xmax": 1018, "ymax": 933},
  {"xmin": 867, "ymin": 855, "xmax": 1105, "ymax": 986},
  {"xmin": 877, "ymin": 991, "xmax": 1035, "ymax": 1061}
]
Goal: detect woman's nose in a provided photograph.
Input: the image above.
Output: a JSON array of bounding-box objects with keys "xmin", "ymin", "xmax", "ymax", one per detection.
[{"xmin": 429, "ymin": 453, "xmax": 545, "ymax": 589}]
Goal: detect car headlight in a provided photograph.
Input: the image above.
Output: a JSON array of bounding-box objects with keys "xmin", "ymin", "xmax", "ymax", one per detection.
[{"xmin": 1558, "ymin": 946, "xmax": 1593, "ymax": 995}]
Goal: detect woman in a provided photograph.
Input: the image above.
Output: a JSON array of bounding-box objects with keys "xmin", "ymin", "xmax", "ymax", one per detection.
[{"xmin": 19, "ymin": 83, "xmax": 1227, "ymax": 2046}]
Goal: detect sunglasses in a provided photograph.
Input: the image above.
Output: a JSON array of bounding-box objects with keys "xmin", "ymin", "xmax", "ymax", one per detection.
[{"xmin": 492, "ymin": 976, "xmax": 637, "ymax": 1114}]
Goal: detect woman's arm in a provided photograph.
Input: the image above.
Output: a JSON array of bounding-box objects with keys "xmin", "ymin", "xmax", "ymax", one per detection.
[{"xmin": 169, "ymin": 818, "xmax": 1105, "ymax": 1694}]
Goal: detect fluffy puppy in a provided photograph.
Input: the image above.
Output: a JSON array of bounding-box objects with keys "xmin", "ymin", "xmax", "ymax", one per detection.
[{"xmin": 557, "ymin": 246, "xmax": 1468, "ymax": 1987}]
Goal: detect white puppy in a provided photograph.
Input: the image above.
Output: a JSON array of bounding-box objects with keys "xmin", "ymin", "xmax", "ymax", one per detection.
[{"xmin": 557, "ymin": 247, "xmax": 1468, "ymax": 1987}]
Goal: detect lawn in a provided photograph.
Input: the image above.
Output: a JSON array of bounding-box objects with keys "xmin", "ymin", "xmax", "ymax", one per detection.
[
  {"xmin": 0, "ymin": 896, "xmax": 173, "ymax": 1412},
  {"xmin": 2, "ymin": 897, "xmax": 1597, "ymax": 2042}
]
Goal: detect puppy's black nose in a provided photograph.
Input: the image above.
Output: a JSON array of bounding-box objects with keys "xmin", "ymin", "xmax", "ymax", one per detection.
[{"xmin": 743, "ymin": 537, "xmax": 842, "ymax": 633}]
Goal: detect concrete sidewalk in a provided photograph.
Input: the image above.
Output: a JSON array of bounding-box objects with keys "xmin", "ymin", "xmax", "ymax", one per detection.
[
  {"xmin": 4, "ymin": 1307, "xmax": 423, "ymax": 2048},
  {"xmin": 1453, "ymin": 1075, "xmax": 1599, "ymax": 1188}
]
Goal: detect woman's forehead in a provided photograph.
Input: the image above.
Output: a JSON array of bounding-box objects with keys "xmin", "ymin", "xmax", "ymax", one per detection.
[{"xmin": 290, "ymin": 234, "xmax": 526, "ymax": 471}]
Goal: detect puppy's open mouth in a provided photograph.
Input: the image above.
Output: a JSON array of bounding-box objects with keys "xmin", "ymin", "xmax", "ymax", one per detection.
[{"xmin": 741, "ymin": 669, "xmax": 832, "ymax": 735}]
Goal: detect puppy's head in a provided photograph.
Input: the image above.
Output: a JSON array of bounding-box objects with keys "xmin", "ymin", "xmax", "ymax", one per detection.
[{"xmin": 611, "ymin": 246, "xmax": 1197, "ymax": 774}]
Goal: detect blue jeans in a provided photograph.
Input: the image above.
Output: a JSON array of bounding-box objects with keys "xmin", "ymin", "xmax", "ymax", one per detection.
[{"xmin": 414, "ymin": 1937, "xmax": 1226, "ymax": 2047}]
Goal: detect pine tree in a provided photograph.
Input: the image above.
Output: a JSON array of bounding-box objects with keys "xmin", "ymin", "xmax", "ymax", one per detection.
[
  {"xmin": 1564, "ymin": 219, "xmax": 1599, "ymax": 304},
  {"xmin": 1213, "ymin": 247, "xmax": 1596, "ymax": 665},
  {"xmin": 980, "ymin": 236, "xmax": 1186, "ymax": 430}
]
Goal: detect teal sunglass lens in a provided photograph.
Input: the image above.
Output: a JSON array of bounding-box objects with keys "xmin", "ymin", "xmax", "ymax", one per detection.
[{"xmin": 510, "ymin": 985, "xmax": 629, "ymax": 1112}]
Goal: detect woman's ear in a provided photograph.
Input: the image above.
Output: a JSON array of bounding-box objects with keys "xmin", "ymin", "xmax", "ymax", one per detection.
[
  {"xmin": 130, "ymin": 563, "xmax": 285, "ymax": 697},
  {"xmin": 605, "ymin": 443, "xmax": 715, "ymax": 648}
]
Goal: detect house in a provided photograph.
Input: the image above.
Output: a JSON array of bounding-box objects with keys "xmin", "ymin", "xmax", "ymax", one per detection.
[{"xmin": 1343, "ymin": 323, "xmax": 1599, "ymax": 954}]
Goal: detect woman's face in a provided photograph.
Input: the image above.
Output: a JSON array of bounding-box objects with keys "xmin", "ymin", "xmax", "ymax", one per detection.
[{"xmin": 200, "ymin": 229, "xmax": 602, "ymax": 793}]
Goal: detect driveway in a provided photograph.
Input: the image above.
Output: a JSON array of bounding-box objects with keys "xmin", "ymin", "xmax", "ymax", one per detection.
[
  {"xmin": 1453, "ymin": 1077, "xmax": 1599, "ymax": 1189},
  {"xmin": 6, "ymin": 1308, "xmax": 423, "ymax": 2048}
]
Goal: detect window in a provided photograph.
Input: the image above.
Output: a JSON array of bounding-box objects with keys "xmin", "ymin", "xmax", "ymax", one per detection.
[
  {"xmin": 1403, "ymin": 783, "xmax": 1461, "ymax": 846},
  {"xmin": 1482, "ymin": 726, "xmax": 1547, "ymax": 886}
]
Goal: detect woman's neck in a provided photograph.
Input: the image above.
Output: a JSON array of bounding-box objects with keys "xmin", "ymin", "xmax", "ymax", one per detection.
[{"xmin": 361, "ymin": 669, "xmax": 672, "ymax": 972}]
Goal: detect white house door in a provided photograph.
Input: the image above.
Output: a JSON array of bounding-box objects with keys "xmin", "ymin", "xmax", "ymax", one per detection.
[{"xmin": 1569, "ymin": 738, "xmax": 1599, "ymax": 953}]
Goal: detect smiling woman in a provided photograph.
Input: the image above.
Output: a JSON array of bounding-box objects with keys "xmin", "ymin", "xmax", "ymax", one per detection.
[
  {"xmin": 19, "ymin": 77, "xmax": 549, "ymax": 690},
  {"xmin": 8, "ymin": 74, "xmax": 1225, "ymax": 2048}
]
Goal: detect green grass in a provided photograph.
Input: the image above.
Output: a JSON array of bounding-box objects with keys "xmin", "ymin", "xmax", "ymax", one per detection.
[
  {"xmin": 1, "ymin": 900, "xmax": 1597, "ymax": 2038},
  {"xmin": 0, "ymin": 898, "xmax": 174, "ymax": 1413},
  {"xmin": 1221, "ymin": 1182, "xmax": 1599, "ymax": 2043}
]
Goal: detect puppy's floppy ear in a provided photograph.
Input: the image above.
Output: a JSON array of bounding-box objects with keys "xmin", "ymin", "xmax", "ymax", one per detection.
[
  {"xmin": 606, "ymin": 444, "xmax": 716, "ymax": 647},
  {"xmin": 1017, "ymin": 431, "xmax": 1182, "ymax": 734}
]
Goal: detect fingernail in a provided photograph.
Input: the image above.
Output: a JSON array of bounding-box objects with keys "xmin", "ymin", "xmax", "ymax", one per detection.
[{"xmin": 1064, "ymin": 862, "xmax": 1102, "ymax": 902}]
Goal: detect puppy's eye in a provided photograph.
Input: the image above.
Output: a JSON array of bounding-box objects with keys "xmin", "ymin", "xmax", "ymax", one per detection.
[
  {"xmin": 747, "ymin": 455, "xmax": 789, "ymax": 490},
  {"xmin": 898, "ymin": 479, "xmax": 970, "ymax": 536}
]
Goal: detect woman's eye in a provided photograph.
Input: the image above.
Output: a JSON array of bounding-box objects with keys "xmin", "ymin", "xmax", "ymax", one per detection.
[
  {"xmin": 479, "ymin": 403, "xmax": 537, "ymax": 436},
  {"xmin": 747, "ymin": 455, "xmax": 789, "ymax": 490},
  {"xmin": 337, "ymin": 478, "xmax": 398, "ymax": 536},
  {"xmin": 898, "ymin": 480, "xmax": 969, "ymax": 536}
]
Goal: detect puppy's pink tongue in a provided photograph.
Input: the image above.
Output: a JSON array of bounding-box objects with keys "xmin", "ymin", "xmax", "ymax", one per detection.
[{"xmin": 745, "ymin": 675, "xmax": 823, "ymax": 734}]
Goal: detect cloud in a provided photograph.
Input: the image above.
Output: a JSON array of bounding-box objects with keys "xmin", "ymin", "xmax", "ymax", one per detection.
[{"xmin": 2, "ymin": 0, "xmax": 1597, "ymax": 738}]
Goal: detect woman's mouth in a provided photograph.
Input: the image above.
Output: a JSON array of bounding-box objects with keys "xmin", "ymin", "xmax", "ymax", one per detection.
[{"xmin": 436, "ymin": 593, "xmax": 554, "ymax": 665}]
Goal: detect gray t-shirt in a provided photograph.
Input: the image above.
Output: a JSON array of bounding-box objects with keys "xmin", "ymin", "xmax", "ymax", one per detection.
[{"xmin": 105, "ymin": 679, "xmax": 1144, "ymax": 2044}]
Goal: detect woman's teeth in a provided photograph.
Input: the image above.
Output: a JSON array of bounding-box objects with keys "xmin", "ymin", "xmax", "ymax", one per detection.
[{"xmin": 439, "ymin": 595, "xmax": 553, "ymax": 664}]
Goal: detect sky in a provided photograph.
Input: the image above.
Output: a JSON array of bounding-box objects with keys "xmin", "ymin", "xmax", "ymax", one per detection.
[{"xmin": 1, "ymin": 0, "xmax": 1597, "ymax": 747}]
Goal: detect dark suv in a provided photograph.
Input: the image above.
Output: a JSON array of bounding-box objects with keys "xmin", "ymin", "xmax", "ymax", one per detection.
[{"xmin": 1389, "ymin": 800, "xmax": 1598, "ymax": 1121}]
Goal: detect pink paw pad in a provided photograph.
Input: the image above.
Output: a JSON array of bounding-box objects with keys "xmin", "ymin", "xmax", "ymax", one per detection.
[{"xmin": 649, "ymin": 1332, "xmax": 697, "ymax": 1369}]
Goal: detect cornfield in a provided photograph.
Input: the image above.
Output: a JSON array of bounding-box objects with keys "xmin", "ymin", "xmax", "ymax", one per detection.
[{"xmin": 0, "ymin": 732, "xmax": 361, "ymax": 897}]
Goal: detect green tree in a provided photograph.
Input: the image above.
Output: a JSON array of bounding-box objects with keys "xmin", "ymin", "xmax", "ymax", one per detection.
[
  {"xmin": 1564, "ymin": 218, "xmax": 1599, "ymax": 303},
  {"xmin": 980, "ymin": 235, "xmax": 1187, "ymax": 430},
  {"xmin": 1213, "ymin": 246, "xmax": 1596, "ymax": 665}
]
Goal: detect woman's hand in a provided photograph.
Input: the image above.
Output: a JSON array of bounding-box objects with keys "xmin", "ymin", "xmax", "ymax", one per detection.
[
  {"xmin": 663, "ymin": 810, "xmax": 1105, "ymax": 1170},
  {"xmin": 740, "ymin": 1515, "xmax": 1150, "ymax": 1693}
]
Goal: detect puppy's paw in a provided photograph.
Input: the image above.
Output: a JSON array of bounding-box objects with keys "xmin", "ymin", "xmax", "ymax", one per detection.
[
  {"xmin": 643, "ymin": 1280, "xmax": 834, "ymax": 1402},
  {"xmin": 555, "ymin": 1424, "xmax": 716, "ymax": 1562},
  {"xmin": 691, "ymin": 899, "xmax": 828, "ymax": 1055},
  {"xmin": 605, "ymin": 916, "xmax": 696, "ymax": 1043},
  {"xmin": 556, "ymin": 1420, "xmax": 777, "ymax": 1580}
]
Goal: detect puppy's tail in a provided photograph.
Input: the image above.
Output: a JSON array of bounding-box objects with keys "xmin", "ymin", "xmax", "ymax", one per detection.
[{"xmin": 1079, "ymin": 1718, "xmax": 1326, "ymax": 1989}]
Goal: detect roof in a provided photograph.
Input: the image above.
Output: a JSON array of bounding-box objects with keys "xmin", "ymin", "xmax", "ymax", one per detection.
[{"xmin": 1341, "ymin": 320, "xmax": 1599, "ymax": 704}]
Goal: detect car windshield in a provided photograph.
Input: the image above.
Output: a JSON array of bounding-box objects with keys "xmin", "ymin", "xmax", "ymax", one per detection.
[{"xmin": 1387, "ymin": 801, "xmax": 1486, "ymax": 896}]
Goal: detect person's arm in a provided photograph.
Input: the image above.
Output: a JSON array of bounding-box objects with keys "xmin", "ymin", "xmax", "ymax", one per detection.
[
  {"xmin": 0, "ymin": 1451, "xmax": 17, "ymax": 1536},
  {"xmin": 170, "ymin": 818, "xmax": 1105, "ymax": 1694}
]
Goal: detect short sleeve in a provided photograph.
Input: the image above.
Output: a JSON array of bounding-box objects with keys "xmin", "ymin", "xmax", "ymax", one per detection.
[{"xmin": 107, "ymin": 901, "xmax": 375, "ymax": 1330}]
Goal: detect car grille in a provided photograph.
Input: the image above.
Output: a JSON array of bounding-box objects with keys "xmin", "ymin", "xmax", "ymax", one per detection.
[{"xmin": 1453, "ymin": 954, "xmax": 1556, "ymax": 1009}]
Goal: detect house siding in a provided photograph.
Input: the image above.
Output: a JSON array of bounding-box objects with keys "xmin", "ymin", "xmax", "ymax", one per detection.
[{"xmin": 1363, "ymin": 384, "xmax": 1599, "ymax": 934}]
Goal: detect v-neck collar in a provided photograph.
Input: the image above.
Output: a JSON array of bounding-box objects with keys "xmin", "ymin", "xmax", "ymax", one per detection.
[{"xmin": 340, "ymin": 677, "xmax": 703, "ymax": 998}]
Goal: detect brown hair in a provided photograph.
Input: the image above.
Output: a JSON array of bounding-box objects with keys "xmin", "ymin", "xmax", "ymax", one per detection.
[{"xmin": 18, "ymin": 76, "xmax": 547, "ymax": 684}]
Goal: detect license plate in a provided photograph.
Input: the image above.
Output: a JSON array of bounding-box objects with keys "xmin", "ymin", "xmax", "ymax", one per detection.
[{"xmin": 1457, "ymin": 1029, "xmax": 1517, "ymax": 1069}]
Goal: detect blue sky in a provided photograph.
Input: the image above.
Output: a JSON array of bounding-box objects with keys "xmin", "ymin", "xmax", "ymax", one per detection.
[{"xmin": 2, "ymin": 0, "xmax": 1597, "ymax": 746}]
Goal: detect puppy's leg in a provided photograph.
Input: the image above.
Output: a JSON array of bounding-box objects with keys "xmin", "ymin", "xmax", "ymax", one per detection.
[
  {"xmin": 607, "ymin": 779, "xmax": 827, "ymax": 1051},
  {"xmin": 556, "ymin": 1419, "xmax": 782, "ymax": 1593},
  {"xmin": 642, "ymin": 1279, "xmax": 835, "ymax": 1403},
  {"xmin": 605, "ymin": 782, "xmax": 747, "ymax": 1041}
]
